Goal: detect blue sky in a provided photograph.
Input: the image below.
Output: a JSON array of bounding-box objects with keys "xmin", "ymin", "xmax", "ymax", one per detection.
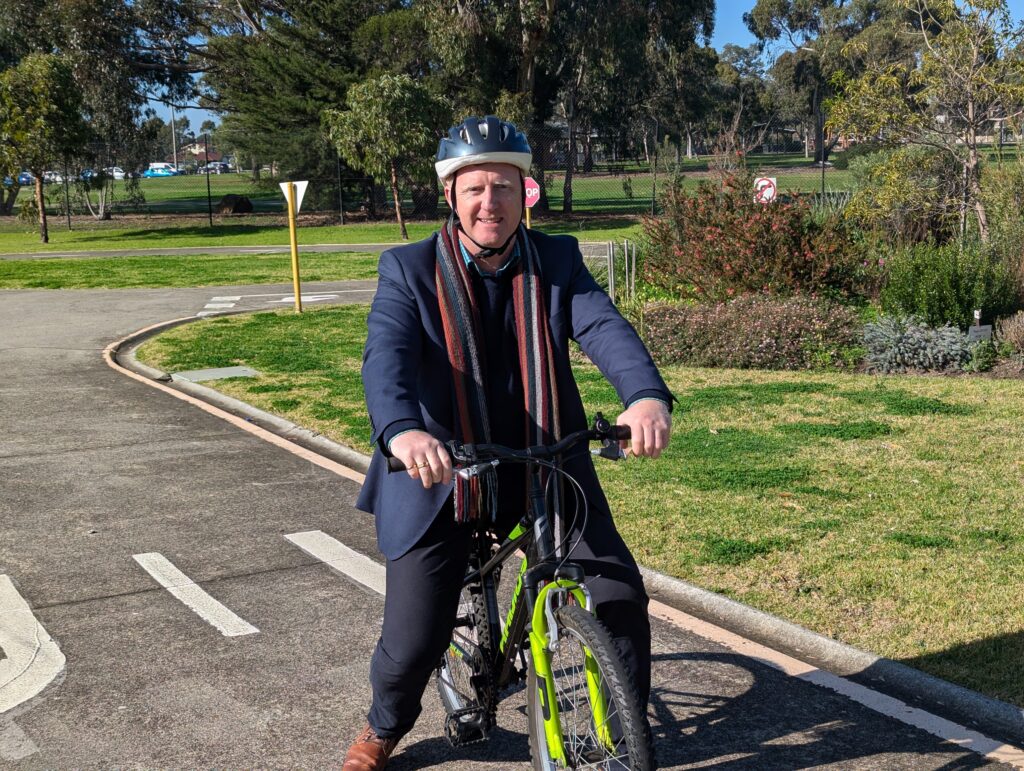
[
  {"xmin": 155, "ymin": 1, "xmax": 1024, "ymax": 131},
  {"xmin": 711, "ymin": 0, "xmax": 1024, "ymax": 51}
]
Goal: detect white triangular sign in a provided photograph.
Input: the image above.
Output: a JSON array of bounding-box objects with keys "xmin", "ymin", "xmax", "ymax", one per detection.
[{"xmin": 279, "ymin": 180, "xmax": 309, "ymax": 213}]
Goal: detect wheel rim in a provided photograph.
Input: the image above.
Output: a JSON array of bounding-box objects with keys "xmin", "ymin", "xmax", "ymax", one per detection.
[{"xmin": 533, "ymin": 628, "xmax": 632, "ymax": 770}]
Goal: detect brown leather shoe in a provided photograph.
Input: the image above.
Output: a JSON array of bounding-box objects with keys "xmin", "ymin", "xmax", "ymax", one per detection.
[{"xmin": 342, "ymin": 723, "xmax": 399, "ymax": 771}]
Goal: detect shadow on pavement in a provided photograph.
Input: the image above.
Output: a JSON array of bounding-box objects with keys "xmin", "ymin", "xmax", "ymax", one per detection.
[{"xmin": 648, "ymin": 651, "xmax": 991, "ymax": 769}]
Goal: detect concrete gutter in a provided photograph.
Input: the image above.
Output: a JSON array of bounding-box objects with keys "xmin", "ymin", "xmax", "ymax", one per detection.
[{"xmin": 109, "ymin": 312, "xmax": 1024, "ymax": 749}]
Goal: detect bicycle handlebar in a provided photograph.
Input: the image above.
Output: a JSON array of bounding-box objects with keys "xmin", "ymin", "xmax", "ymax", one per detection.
[{"xmin": 385, "ymin": 412, "xmax": 630, "ymax": 472}]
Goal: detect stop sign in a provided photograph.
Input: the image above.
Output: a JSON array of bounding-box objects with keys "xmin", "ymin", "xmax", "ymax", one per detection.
[{"xmin": 524, "ymin": 176, "xmax": 541, "ymax": 208}]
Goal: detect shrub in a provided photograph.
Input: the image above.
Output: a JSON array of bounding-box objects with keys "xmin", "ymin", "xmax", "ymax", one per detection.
[
  {"xmin": 830, "ymin": 140, "xmax": 885, "ymax": 171},
  {"xmin": 880, "ymin": 240, "xmax": 1021, "ymax": 330},
  {"xmin": 641, "ymin": 172, "xmax": 872, "ymax": 303},
  {"xmin": 965, "ymin": 340, "xmax": 998, "ymax": 373},
  {"xmin": 845, "ymin": 145, "xmax": 961, "ymax": 244},
  {"xmin": 863, "ymin": 316, "xmax": 972, "ymax": 374},
  {"xmin": 644, "ymin": 295, "xmax": 863, "ymax": 371},
  {"xmin": 996, "ymin": 311, "xmax": 1024, "ymax": 354}
]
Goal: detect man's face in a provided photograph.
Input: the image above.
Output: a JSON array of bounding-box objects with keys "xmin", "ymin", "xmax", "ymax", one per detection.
[{"xmin": 445, "ymin": 163, "xmax": 523, "ymax": 249}]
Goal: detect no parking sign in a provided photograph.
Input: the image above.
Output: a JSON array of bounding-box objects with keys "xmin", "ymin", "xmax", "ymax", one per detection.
[{"xmin": 754, "ymin": 177, "xmax": 777, "ymax": 204}]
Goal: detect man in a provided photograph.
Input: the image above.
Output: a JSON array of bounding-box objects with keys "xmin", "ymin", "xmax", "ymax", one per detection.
[{"xmin": 345, "ymin": 116, "xmax": 673, "ymax": 770}]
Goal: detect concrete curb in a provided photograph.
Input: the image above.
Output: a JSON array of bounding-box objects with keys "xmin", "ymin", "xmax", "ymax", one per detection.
[
  {"xmin": 108, "ymin": 312, "xmax": 1024, "ymax": 749},
  {"xmin": 641, "ymin": 569, "xmax": 1024, "ymax": 746}
]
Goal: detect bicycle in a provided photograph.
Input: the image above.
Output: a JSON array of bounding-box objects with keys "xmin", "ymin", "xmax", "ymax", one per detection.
[{"xmin": 388, "ymin": 413, "xmax": 655, "ymax": 770}]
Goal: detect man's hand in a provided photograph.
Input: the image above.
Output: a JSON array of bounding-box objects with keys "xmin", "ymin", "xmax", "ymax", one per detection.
[
  {"xmin": 390, "ymin": 430, "xmax": 453, "ymax": 488},
  {"xmin": 616, "ymin": 400, "xmax": 671, "ymax": 459}
]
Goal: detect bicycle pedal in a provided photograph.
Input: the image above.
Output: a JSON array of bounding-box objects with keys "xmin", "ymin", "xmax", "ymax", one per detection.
[{"xmin": 443, "ymin": 707, "xmax": 491, "ymax": 747}]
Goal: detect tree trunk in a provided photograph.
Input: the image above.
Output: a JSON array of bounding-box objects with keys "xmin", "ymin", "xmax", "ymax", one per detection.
[
  {"xmin": 390, "ymin": 159, "xmax": 408, "ymax": 240},
  {"xmin": 35, "ymin": 176, "xmax": 48, "ymax": 243},
  {"xmin": 532, "ymin": 128, "xmax": 550, "ymax": 213},
  {"xmin": 0, "ymin": 186, "xmax": 16, "ymax": 216},
  {"xmin": 686, "ymin": 129, "xmax": 693, "ymax": 159}
]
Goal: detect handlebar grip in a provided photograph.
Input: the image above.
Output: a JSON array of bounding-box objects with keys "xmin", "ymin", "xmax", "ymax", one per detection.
[
  {"xmin": 611, "ymin": 425, "xmax": 631, "ymax": 441},
  {"xmin": 386, "ymin": 456, "xmax": 407, "ymax": 472}
]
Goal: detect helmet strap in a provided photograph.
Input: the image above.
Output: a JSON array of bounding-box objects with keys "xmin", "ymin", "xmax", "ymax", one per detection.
[
  {"xmin": 455, "ymin": 222, "xmax": 518, "ymax": 259},
  {"xmin": 448, "ymin": 171, "xmax": 526, "ymax": 259}
]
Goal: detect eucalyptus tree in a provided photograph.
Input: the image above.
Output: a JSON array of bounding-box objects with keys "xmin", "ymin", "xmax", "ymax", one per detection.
[
  {"xmin": 0, "ymin": 54, "xmax": 89, "ymax": 241},
  {"xmin": 325, "ymin": 73, "xmax": 448, "ymax": 239},
  {"xmin": 829, "ymin": 0, "xmax": 1024, "ymax": 241}
]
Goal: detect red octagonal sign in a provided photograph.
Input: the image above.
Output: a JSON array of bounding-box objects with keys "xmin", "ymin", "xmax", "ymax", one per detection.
[{"xmin": 524, "ymin": 176, "xmax": 541, "ymax": 208}]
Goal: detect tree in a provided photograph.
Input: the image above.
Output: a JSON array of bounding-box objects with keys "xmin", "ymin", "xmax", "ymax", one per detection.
[
  {"xmin": 706, "ymin": 44, "xmax": 776, "ymax": 161},
  {"xmin": 745, "ymin": 0, "xmax": 911, "ymax": 163},
  {"xmin": 829, "ymin": 0, "xmax": 1024, "ymax": 241},
  {"xmin": 0, "ymin": 53, "xmax": 89, "ymax": 242},
  {"xmin": 325, "ymin": 73, "xmax": 448, "ymax": 239}
]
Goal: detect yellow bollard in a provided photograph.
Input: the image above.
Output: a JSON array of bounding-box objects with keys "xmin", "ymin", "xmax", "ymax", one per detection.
[
  {"xmin": 525, "ymin": 207, "xmax": 532, "ymax": 229},
  {"xmin": 286, "ymin": 181, "xmax": 302, "ymax": 313}
]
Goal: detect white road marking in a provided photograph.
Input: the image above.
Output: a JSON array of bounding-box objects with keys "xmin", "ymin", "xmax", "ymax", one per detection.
[
  {"xmin": 132, "ymin": 553, "xmax": 259, "ymax": 637},
  {"xmin": 269, "ymin": 294, "xmax": 339, "ymax": 304},
  {"xmin": 202, "ymin": 303, "xmax": 236, "ymax": 309},
  {"xmin": 230, "ymin": 290, "xmax": 373, "ymax": 298},
  {"xmin": 649, "ymin": 601, "xmax": 1024, "ymax": 768},
  {"xmin": 209, "ymin": 296, "xmax": 241, "ymax": 301},
  {"xmin": 284, "ymin": 531, "xmax": 386, "ymax": 595},
  {"xmin": 196, "ymin": 311, "xmax": 222, "ymax": 317},
  {"xmin": 0, "ymin": 575, "xmax": 65, "ymax": 715},
  {"xmin": 0, "ymin": 720, "xmax": 39, "ymax": 761}
]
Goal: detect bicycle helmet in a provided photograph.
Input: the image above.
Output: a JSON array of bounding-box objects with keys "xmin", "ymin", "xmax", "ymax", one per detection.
[{"xmin": 435, "ymin": 116, "xmax": 532, "ymax": 182}]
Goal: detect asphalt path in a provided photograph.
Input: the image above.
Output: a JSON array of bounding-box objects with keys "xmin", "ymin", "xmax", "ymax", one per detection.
[
  {"xmin": 0, "ymin": 244, "xmax": 401, "ymax": 260},
  {"xmin": 0, "ymin": 281, "xmax": 1012, "ymax": 768},
  {"xmin": 0, "ymin": 242, "xmax": 614, "ymax": 261}
]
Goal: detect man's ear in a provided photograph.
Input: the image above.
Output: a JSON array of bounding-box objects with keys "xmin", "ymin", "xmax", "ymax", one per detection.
[{"xmin": 443, "ymin": 182, "xmax": 453, "ymax": 209}]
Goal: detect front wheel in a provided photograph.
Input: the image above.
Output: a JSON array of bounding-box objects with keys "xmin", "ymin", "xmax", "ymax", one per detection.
[{"xmin": 527, "ymin": 604, "xmax": 654, "ymax": 770}]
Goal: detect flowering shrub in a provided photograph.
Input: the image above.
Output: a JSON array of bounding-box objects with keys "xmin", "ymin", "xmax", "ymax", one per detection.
[
  {"xmin": 644, "ymin": 295, "xmax": 863, "ymax": 371},
  {"xmin": 641, "ymin": 172, "xmax": 875, "ymax": 302}
]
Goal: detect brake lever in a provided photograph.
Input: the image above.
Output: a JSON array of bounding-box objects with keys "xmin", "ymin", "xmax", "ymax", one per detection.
[{"xmin": 592, "ymin": 442, "xmax": 626, "ymax": 461}]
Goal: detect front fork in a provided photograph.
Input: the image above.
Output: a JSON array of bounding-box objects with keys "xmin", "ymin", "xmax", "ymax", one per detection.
[{"xmin": 528, "ymin": 579, "xmax": 612, "ymax": 765}]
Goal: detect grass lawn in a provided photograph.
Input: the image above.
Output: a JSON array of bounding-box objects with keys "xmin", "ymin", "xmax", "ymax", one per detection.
[
  {"xmin": 136, "ymin": 303, "xmax": 1024, "ymax": 707},
  {"xmin": 0, "ymin": 251, "xmax": 379, "ymax": 289},
  {"xmin": 0, "ymin": 215, "xmax": 643, "ymax": 254}
]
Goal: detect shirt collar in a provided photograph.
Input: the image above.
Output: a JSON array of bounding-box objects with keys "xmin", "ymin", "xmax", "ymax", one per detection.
[{"xmin": 458, "ymin": 238, "xmax": 520, "ymax": 277}]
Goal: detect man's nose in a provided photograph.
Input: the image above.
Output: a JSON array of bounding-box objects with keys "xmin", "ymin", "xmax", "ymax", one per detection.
[{"xmin": 480, "ymin": 186, "xmax": 500, "ymax": 210}]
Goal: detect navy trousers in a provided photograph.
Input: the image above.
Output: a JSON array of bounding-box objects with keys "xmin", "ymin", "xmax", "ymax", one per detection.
[{"xmin": 366, "ymin": 497, "xmax": 651, "ymax": 739}]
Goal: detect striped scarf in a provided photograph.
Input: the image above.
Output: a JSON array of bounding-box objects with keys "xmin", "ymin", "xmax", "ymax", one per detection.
[{"xmin": 435, "ymin": 216, "xmax": 561, "ymax": 523}]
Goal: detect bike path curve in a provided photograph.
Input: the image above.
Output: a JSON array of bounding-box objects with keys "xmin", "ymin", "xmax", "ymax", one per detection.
[{"xmin": 0, "ymin": 282, "xmax": 1017, "ymax": 768}]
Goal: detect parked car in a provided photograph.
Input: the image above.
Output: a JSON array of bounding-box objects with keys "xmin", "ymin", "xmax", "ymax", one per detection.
[
  {"xmin": 103, "ymin": 166, "xmax": 126, "ymax": 180},
  {"xmin": 143, "ymin": 162, "xmax": 181, "ymax": 178},
  {"xmin": 42, "ymin": 171, "xmax": 65, "ymax": 184},
  {"xmin": 199, "ymin": 162, "xmax": 230, "ymax": 174},
  {"xmin": 17, "ymin": 171, "xmax": 34, "ymax": 186}
]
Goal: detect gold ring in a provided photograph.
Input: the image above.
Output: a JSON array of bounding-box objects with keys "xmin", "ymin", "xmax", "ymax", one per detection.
[{"xmin": 416, "ymin": 462, "xmax": 429, "ymax": 469}]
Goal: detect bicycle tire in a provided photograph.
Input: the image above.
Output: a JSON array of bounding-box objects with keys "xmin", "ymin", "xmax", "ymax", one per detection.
[
  {"xmin": 435, "ymin": 584, "xmax": 496, "ymax": 744},
  {"xmin": 527, "ymin": 604, "xmax": 654, "ymax": 771}
]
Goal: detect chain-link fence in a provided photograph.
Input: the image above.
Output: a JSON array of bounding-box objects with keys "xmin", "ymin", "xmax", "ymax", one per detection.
[{"xmin": 6, "ymin": 126, "xmax": 866, "ymax": 224}]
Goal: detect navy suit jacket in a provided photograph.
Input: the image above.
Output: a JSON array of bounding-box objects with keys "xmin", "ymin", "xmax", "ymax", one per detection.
[{"xmin": 356, "ymin": 230, "xmax": 672, "ymax": 560}]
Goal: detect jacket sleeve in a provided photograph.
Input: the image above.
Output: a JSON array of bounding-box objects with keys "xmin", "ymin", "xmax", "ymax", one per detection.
[
  {"xmin": 564, "ymin": 243, "xmax": 674, "ymax": 407},
  {"xmin": 362, "ymin": 250, "xmax": 427, "ymax": 452}
]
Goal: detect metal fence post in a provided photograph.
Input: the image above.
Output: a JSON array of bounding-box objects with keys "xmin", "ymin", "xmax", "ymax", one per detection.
[
  {"xmin": 63, "ymin": 159, "xmax": 71, "ymax": 230},
  {"xmin": 204, "ymin": 133, "xmax": 213, "ymax": 227},
  {"xmin": 607, "ymin": 240, "xmax": 616, "ymax": 302},
  {"xmin": 337, "ymin": 155, "xmax": 345, "ymax": 225}
]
